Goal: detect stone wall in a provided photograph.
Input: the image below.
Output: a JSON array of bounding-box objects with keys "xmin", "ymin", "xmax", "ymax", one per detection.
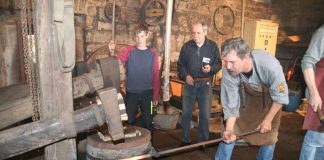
[
  {"xmin": 0, "ymin": 0, "xmax": 323, "ymax": 62},
  {"xmin": 72, "ymin": 0, "xmax": 324, "ymax": 62}
]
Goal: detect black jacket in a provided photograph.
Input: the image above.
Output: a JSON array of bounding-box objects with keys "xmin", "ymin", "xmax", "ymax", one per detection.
[{"xmin": 177, "ymin": 37, "xmax": 222, "ymax": 80}]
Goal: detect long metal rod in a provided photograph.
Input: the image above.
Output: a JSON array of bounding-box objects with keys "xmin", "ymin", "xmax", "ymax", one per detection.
[
  {"xmin": 241, "ymin": 0, "xmax": 245, "ymax": 37},
  {"xmin": 111, "ymin": 0, "xmax": 116, "ymax": 56},
  {"xmin": 162, "ymin": 0, "xmax": 173, "ymax": 102},
  {"xmin": 123, "ymin": 129, "xmax": 260, "ymax": 159},
  {"xmin": 112, "ymin": 0, "xmax": 115, "ymax": 42}
]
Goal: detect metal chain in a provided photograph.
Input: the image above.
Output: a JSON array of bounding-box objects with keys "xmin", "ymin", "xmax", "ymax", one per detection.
[
  {"xmin": 20, "ymin": 0, "xmax": 41, "ymax": 121},
  {"xmin": 32, "ymin": 0, "xmax": 41, "ymax": 121}
]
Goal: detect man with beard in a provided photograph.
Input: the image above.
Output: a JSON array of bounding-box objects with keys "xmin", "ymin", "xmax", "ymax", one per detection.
[{"xmin": 215, "ymin": 38, "xmax": 289, "ymax": 160}]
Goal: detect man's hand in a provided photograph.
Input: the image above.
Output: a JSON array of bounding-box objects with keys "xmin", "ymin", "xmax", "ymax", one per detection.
[
  {"xmin": 223, "ymin": 130, "xmax": 236, "ymax": 143},
  {"xmin": 256, "ymin": 119, "xmax": 272, "ymax": 133},
  {"xmin": 309, "ymin": 93, "xmax": 322, "ymax": 112},
  {"xmin": 202, "ymin": 64, "xmax": 211, "ymax": 73},
  {"xmin": 186, "ymin": 75, "xmax": 194, "ymax": 85},
  {"xmin": 302, "ymin": 68, "xmax": 322, "ymax": 112}
]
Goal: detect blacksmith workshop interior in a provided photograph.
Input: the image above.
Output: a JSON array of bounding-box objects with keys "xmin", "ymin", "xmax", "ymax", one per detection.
[{"xmin": 1, "ymin": 0, "xmax": 324, "ymax": 160}]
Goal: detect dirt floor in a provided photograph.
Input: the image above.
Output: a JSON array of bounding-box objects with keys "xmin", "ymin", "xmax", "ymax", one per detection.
[
  {"xmin": 7, "ymin": 111, "xmax": 305, "ymax": 160},
  {"xmin": 151, "ymin": 111, "xmax": 305, "ymax": 160}
]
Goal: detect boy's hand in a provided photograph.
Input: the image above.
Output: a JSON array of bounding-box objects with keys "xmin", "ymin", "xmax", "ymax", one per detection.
[
  {"xmin": 108, "ymin": 40, "xmax": 116, "ymax": 51},
  {"xmin": 151, "ymin": 101, "xmax": 158, "ymax": 115}
]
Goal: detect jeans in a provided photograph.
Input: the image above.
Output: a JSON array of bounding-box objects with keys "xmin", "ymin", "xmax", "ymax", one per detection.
[
  {"xmin": 215, "ymin": 142, "xmax": 276, "ymax": 160},
  {"xmin": 181, "ymin": 80, "xmax": 211, "ymax": 143},
  {"xmin": 125, "ymin": 90, "xmax": 153, "ymax": 132},
  {"xmin": 300, "ymin": 130, "xmax": 324, "ymax": 160}
]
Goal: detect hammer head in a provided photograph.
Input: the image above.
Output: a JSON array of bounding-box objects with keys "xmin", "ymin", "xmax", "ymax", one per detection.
[
  {"xmin": 97, "ymin": 87, "xmax": 125, "ymax": 141},
  {"xmin": 319, "ymin": 120, "xmax": 324, "ymax": 132}
]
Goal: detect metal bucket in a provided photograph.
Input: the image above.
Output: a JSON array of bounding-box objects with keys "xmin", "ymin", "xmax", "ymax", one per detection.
[
  {"xmin": 153, "ymin": 105, "xmax": 180, "ymax": 130},
  {"xmin": 284, "ymin": 81, "xmax": 302, "ymax": 112}
]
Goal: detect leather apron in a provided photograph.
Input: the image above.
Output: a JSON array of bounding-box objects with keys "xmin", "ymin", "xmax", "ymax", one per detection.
[
  {"xmin": 234, "ymin": 75, "xmax": 281, "ymax": 146},
  {"xmin": 302, "ymin": 58, "xmax": 324, "ymax": 133}
]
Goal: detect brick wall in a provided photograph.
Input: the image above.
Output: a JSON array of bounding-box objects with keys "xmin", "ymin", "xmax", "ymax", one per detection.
[
  {"xmin": 71, "ymin": 0, "xmax": 324, "ymax": 61},
  {"xmin": 1, "ymin": 0, "xmax": 323, "ymax": 60}
]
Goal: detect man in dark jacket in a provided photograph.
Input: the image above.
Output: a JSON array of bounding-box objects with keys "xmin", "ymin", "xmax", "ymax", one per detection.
[{"xmin": 177, "ymin": 22, "xmax": 222, "ymax": 152}]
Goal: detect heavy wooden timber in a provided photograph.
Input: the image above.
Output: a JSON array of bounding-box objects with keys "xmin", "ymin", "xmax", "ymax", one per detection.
[
  {"xmin": 0, "ymin": 57, "xmax": 120, "ymax": 130},
  {"xmin": 0, "ymin": 88, "xmax": 124, "ymax": 159},
  {"xmin": 35, "ymin": 0, "xmax": 76, "ymax": 159}
]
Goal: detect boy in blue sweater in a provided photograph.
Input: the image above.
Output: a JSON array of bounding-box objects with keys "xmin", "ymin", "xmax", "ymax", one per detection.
[{"xmin": 108, "ymin": 24, "xmax": 160, "ymax": 132}]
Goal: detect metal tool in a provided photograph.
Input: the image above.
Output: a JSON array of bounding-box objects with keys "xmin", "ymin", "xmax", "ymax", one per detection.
[
  {"xmin": 122, "ymin": 129, "xmax": 260, "ymax": 159},
  {"xmin": 317, "ymin": 109, "xmax": 324, "ymax": 131}
]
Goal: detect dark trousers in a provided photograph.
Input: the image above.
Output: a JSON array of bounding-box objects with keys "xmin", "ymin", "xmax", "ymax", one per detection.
[
  {"xmin": 125, "ymin": 89, "xmax": 153, "ymax": 132},
  {"xmin": 181, "ymin": 80, "xmax": 211, "ymax": 143}
]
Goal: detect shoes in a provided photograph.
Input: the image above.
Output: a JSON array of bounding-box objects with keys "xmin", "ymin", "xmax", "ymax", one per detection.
[
  {"xmin": 179, "ymin": 141, "xmax": 191, "ymax": 147},
  {"xmin": 200, "ymin": 145, "xmax": 208, "ymax": 153}
]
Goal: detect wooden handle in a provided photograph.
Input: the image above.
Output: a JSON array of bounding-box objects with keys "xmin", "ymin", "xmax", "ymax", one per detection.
[{"xmin": 317, "ymin": 109, "xmax": 324, "ymax": 120}]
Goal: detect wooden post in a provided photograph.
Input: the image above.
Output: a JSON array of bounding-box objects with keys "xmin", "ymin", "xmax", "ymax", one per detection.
[
  {"xmin": 162, "ymin": 0, "xmax": 174, "ymax": 102},
  {"xmin": 35, "ymin": 0, "xmax": 76, "ymax": 159}
]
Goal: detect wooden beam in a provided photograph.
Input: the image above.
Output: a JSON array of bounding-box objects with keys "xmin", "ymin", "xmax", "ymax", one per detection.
[
  {"xmin": 0, "ymin": 104, "xmax": 107, "ymax": 159},
  {"xmin": 35, "ymin": 0, "xmax": 76, "ymax": 159},
  {"xmin": 0, "ymin": 84, "xmax": 32, "ymax": 129}
]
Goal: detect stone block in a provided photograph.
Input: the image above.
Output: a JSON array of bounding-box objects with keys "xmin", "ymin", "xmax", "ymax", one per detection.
[
  {"xmin": 86, "ymin": 16, "xmax": 94, "ymax": 30},
  {"xmin": 98, "ymin": 7, "xmax": 106, "ymax": 20},
  {"xmin": 87, "ymin": 6, "xmax": 97, "ymax": 16},
  {"xmin": 176, "ymin": 35, "xmax": 185, "ymax": 51},
  {"xmin": 120, "ymin": 8, "xmax": 140, "ymax": 23},
  {"xmin": 86, "ymin": 43, "xmax": 106, "ymax": 54},
  {"xmin": 74, "ymin": 0, "xmax": 87, "ymax": 14},
  {"xmin": 115, "ymin": 24, "xmax": 127, "ymax": 33},
  {"xmin": 93, "ymin": 31, "xmax": 109, "ymax": 43},
  {"xmin": 126, "ymin": 0, "xmax": 140, "ymax": 8},
  {"xmin": 98, "ymin": 21, "xmax": 112, "ymax": 31},
  {"xmin": 115, "ymin": 33, "xmax": 132, "ymax": 44}
]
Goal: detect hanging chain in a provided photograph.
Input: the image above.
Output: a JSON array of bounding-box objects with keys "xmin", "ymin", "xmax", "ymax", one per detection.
[
  {"xmin": 32, "ymin": 0, "xmax": 41, "ymax": 120},
  {"xmin": 20, "ymin": 0, "xmax": 41, "ymax": 121}
]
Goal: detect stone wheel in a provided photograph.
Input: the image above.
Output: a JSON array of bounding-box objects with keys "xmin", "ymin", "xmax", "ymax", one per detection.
[{"xmin": 86, "ymin": 126, "xmax": 152, "ymax": 159}]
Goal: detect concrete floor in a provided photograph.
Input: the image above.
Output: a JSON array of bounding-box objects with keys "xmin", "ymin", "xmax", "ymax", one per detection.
[{"xmin": 151, "ymin": 111, "xmax": 305, "ymax": 160}]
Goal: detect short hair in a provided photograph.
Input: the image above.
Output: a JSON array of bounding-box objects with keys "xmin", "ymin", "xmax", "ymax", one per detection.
[
  {"xmin": 134, "ymin": 24, "xmax": 149, "ymax": 35},
  {"xmin": 221, "ymin": 38, "xmax": 250, "ymax": 59},
  {"xmin": 192, "ymin": 21, "xmax": 208, "ymax": 31}
]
